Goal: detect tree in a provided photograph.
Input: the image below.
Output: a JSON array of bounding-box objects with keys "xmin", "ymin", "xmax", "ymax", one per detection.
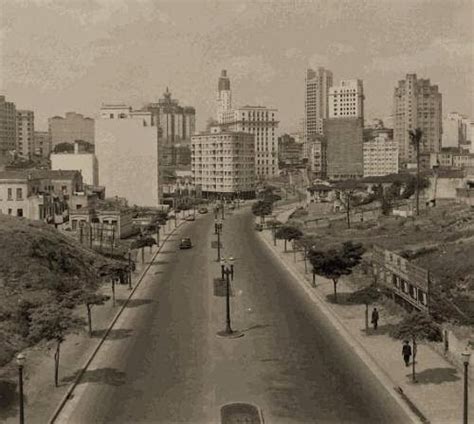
[
  {"xmin": 275, "ymin": 225, "xmax": 303, "ymax": 252},
  {"xmin": 81, "ymin": 292, "xmax": 110, "ymax": 337},
  {"xmin": 295, "ymin": 235, "xmax": 319, "ymax": 274},
  {"xmin": 408, "ymin": 128, "xmax": 423, "ymax": 216},
  {"xmin": 333, "ymin": 180, "xmax": 364, "ymax": 229},
  {"xmin": 266, "ymin": 219, "xmax": 282, "ymax": 246},
  {"xmin": 390, "ymin": 312, "xmax": 442, "ymax": 382},
  {"xmin": 251, "ymin": 200, "xmax": 273, "ymax": 224},
  {"xmin": 309, "ymin": 241, "xmax": 365, "ymax": 303},
  {"xmin": 27, "ymin": 304, "xmax": 85, "ymax": 386},
  {"xmin": 348, "ymin": 285, "xmax": 386, "ymax": 331},
  {"xmin": 53, "ymin": 142, "xmax": 74, "ymax": 154}
]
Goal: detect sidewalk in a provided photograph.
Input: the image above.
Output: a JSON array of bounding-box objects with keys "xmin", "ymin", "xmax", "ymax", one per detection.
[
  {"xmin": 259, "ymin": 203, "xmax": 473, "ymax": 424},
  {"xmin": 0, "ymin": 217, "xmax": 187, "ymax": 424}
]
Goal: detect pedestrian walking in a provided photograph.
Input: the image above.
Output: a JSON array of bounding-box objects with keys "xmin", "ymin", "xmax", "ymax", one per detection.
[
  {"xmin": 371, "ymin": 307, "xmax": 379, "ymax": 330},
  {"xmin": 402, "ymin": 340, "xmax": 412, "ymax": 367}
]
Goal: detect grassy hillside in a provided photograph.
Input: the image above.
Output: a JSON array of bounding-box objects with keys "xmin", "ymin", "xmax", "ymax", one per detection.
[{"xmin": 0, "ymin": 215, "xmax": 118, "ymax": 366}]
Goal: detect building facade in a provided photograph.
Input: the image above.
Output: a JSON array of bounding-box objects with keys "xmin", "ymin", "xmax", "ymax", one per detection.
[
  {"xmin": 0, "ymin": 95, "xmax": 17, "ymax": 162},
  {"xmin": 34, "ymin": 131, "xmax": 52, "ymax": 157},
  {"xmin": 144, "ymin": 88, "xmax": 195, "ymax": 166},
  {"xmin": 363, "ymin": 129, "xmax": 398, "ymax": 177},
  {"xmin": 442, "ymin": 112, "xmax": 468, "ymax": 149},
  {"xmin": 308, "ymin": 136, "xmax": 327, "ymax": 177},
  {"xmin": 324, "ymin": 117, "xmax": 364, "ymax": 179},
  {"xmin": 16, "ymin": 110, "xmax": 34, "ymax": 158},
  {"xmin": 220, "ymin": 106, "xmax": 279, "ymax": 179},
  {"xmin": 278, "ymin": 134, "xmax": 303, "ymax": 167},
  {"xmin": 393, "ymin": 74, "xmax": 442, "ymax": 163},
  {"xmin": 51, "ymin": 141, "xmax": 99, "ymax": 186},
  {"xmin": 96, "ymin": 105, "xmax": 160, "ymax": 207},
  {"xmin": 48, "ymin": 112, "xmax": 95, "ymax": 148},
  {"xmin": 304, "ymin": 67, "xmax": 333, "ymax": 158},
  {"xmin": 329, "ymin": 79, "xmax": 364, "ymax": 120},
  {"xmin": 191, "ymin": 127, "xmax": 255, "ymax": 199}
]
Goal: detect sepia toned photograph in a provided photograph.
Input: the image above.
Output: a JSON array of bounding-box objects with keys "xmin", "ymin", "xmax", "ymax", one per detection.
[{"xmin": 0, "ymin": 0, "xmax": 473, "ymax": 423}]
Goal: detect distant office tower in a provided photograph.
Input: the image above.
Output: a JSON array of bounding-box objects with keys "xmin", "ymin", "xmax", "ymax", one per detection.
[
  {"xmin": 217, "ymin": 70, "xmax": 233, "ymax": 124},
  {"xmin": 442, "ymin": 112, "xmax": 468, "ymax": 149},
  {"xmin": 304, "ymin": 67, "xmax": 333, "ymax": 158},
  {"xmin": 324, "ymin": 117, "xmax": 364, "ymax": 179},
  {"xmin": 48, "ymin": 112, "xmax": 95, "ymax": 148},
  {"xmin": 393, "ymin": 74, "xmax": 442, "ymax": 163},
  {"xmin": 329, "ymin": 79, "xmax": 364, "ymax": 120},
  {"xmin": 16, "ymin": 110, "xmax": 34, "ymax": 158},
  {"xmin": 96, "ymin": 104, "xmax": 160, "ymax": 206},
  {"xmin": 144, "ymin": 88, "xmax": 196, "ymax": 166},
  {"xmin": 191, "ymin": 126, "xmax": 255, "ymax": 199},
  {"xmin": 308, "ymin": 135, "xmax": 327, "ymax": 178},
  {"xmin": 363, "ymin": 128, "xmax": 398, "ymax": 177},
  {"xmin": 34, "ymin": 131, "xmax": 52, "ymax": 157},
  {"xmin": 220, "ymin": 106, "xmax": 279, "ymax": 178},
  {"xmin": 0, "ymin": 95, "xmax": 17, "ymax": 161}
]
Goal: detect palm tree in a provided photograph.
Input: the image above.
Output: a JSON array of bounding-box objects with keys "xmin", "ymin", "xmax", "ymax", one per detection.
[{"xmin": 408, "ymin": 128, "xmax": 423, "ymax": 216}]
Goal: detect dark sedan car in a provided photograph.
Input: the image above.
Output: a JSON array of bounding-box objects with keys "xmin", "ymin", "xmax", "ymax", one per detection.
[{"xmin": 179, "ymin": 237, "xmax": 193, "ymax": 249}]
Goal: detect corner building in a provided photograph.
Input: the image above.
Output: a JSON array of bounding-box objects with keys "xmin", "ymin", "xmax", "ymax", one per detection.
[{"xmin": 191, "ymin": 127, "xmax": 255, "ymax": 199}]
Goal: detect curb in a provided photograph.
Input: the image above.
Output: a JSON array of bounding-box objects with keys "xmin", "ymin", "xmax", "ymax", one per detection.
[
  {"xmin": 48, "ymin": 219, "xmax": 187, "ymax": 424},
  {"xmin": 258, "ymin": 229, "xmax": 427, "ymax": 424}
]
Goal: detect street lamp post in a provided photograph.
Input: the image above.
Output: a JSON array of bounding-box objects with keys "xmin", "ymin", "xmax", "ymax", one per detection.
[
  {"xmin": 128, "ymin": 250, "xmax": 132, "ymax": 290},
  {"xmin": 17, "ymin": 353, "xmax": 25, "ymax": 424},
  {"xmin": 221, "ymin": 198, "xmax": 225, "ymax": 220},
  {"xmin": 462, "ymin": 349, "xmax": 471, "ymax": 424},
  {"xmin": 216, "ymin": 221, "xmax": 223, "ymax": 262},
  {"xmin": 217, "ymin": 257, "xmax": 243, "ymax": 339}
]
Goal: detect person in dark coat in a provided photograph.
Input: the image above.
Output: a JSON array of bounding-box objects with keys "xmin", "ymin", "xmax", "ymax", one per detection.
[
  {"xmin": 402, "ymin": 340, "xmax": 412, "ymax": 367},
  {"xmin": 371, "ymin": 307, "xmax": 379, "ymax": 330}
]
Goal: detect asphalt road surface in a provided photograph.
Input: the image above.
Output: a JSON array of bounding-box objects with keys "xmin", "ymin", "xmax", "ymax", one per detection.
[{"xmin": 56, "ymin": 208, "xmax": 412, "ymax": 424}]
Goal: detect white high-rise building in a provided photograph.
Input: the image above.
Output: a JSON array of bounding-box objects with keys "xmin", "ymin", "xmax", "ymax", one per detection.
[
  {"xmin": 217, "ymin": 70, "xmax": 233, "ymax": 124},
  {"xmin": 220, "ymin": 106, "xmax": 279, "ymax": 178},
  {"xmin": 329, "ymin": 79, "xmax": 364, "ymax": 120},
  {"xmin": 95, "ymin": 104, "xmax": 159, "ymax": 206},
  {"xmin": 191, "ymin": 127, "xmax": 255, "ymax": 198}
]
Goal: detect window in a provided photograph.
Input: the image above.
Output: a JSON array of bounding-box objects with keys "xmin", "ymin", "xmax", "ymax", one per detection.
[
  {"xmin": 7, "ymin": 188, "xmax": 12, "ymax": 200},
  {"xmin": 8, "ymin": 208, "xmax": 12, "ymax": 215},
  {"xmin": 16, "ymin": 188, "xmax": 22, "ymax": 200},
  {"xmin": 17, "ymin": 208, "xmax": 23, "ymax": 217}
]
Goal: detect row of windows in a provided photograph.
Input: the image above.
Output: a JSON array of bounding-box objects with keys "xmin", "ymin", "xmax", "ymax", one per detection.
[{"xmin": 0, "ymin": 208, "xmax": 23, "ymax": 217}]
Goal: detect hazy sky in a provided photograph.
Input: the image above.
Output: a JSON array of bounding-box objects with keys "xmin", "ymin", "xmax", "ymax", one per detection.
[{"xmin": 0, "ymin": 0, "xmax": 472, "ymax": 132}]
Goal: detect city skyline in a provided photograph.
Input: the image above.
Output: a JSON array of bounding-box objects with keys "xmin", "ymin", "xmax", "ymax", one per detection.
[{"xmin": 0, "ymin": 0, "xmax": 472, "ymax": 133}]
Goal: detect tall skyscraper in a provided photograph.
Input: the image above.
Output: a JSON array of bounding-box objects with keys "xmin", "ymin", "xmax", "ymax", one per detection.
[
  {"xmin": 144, "ymin": 88, "xmax": 196, "ymax": 166},
  {"xmin": 220, "ymin": 106, "xmax": 279, "ymax": 178},
  {"xmin": 329, "ymin": 79, "xmax": 364, "ymax": 120},
  {"xmin": 16, "ymin": 110, "xmax": 34, "ymax": 158},
  {"xmin": 304, "ymin": 67, "xmax": 333, "ymax": 158},
  {"xmin": 48, "ymin": 112, "xmax": 95, "ymax": 148},
  {"xmin": 393, "ymin": 74, "xmax": 442, "ymax": 163},
  {"xmin": 0, "ymin": 95, "xmax": 17, "ymax": 162},
  {"xmin": 217, "ymin": 70, "xmax": 233, "ymax": 124}
]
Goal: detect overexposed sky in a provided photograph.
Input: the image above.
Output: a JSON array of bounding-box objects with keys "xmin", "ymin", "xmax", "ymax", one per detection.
[{"xmin": 0, "ymin": 0, "xmax": 472, "ymax": 132}]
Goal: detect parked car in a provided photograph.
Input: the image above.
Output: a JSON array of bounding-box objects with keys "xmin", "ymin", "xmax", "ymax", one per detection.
[
  {"xmin": 198, "ymin": 207, "xmax": 208, "ymax": 214},
  {"xmin": 255, "ymin": 223, "xmax": 263, "ymax": 231},
  {"xmin": 229, "ymin": 204, "xmax": 235, "ymax": 210},
  {"xmin": 185, "ymin": 215, "xmax": 195, "ymax": 221},
  {"xmin": 179, "ymin": 237, "xmax": 193, "ymax": 249}
]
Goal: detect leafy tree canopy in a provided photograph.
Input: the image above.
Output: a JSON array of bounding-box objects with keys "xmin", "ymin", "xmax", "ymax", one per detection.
[
  {"xmin": 275, "ymin": 225, "xmax": 303, "ymax": 242},
  {"xmin": 348, "ymin": 284, "xmax": 387, "ymax": 305},
  {"xmin": 390, "ymin": 312, "xmax": 443, "ymax": 342},
  {"xmin": 251, "ymin": 200, "xmax": 273, "ymax": 218}
]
